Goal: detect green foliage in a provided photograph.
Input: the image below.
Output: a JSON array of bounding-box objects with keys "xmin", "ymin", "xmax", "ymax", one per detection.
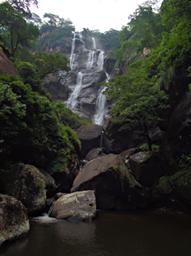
[
  {"xmin": 0, "ymin": 2, "xmax": 39, "ymax": 56},
  {"xmin": 107, "ymin": 55, "xmax": 169, "ymax": 132},
  {"xmin": 15, "ymin": 51, "xmax": 68, "ymax": 81},
  {"xmin": 115, "ymin": 3, "xmax": 163, "ymax": 67},
  {"xmin": 8, "ymin": 0, "xmax": 38, "ymax": 16},
  {"xmin": 32, "ymin": 52, "xmax": 69, "ymax": 77},
  {"xmin": 53, "ymin": 101, "xmax": 90, "ymax": 129},
  {"xmin": 0, "ymin": 75, "xmax": 79, "ymax": 172},
  {"xmin": 157, "ymin": 171, "xmax": 191, "ymax": 201},
  {"xmin": 15, "ymin": 60, "xmax": 39, "ymax": 85},
  {"xmin": 35, "ymin": 14, "xmax": 75, "ymax": 53},
  {"xmin": 106, "ymin": 0, "xmax": 191, "ymax": 153}
]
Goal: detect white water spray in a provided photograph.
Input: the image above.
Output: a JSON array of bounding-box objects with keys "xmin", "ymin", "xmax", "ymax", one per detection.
[
  {"xmin": 70, "ymin": 32, "xmax": 76, "ymax": 70},
  {"xmin": 67, "ymin": 71, "xmax": 83, "ymax": 110},
  {"xmin": 94, "ymin": 87, "xmax": 107, "ymax": 125},
  {"xmin": 97, "ymin": 51, "xmax": 104, "ymax": 71}
]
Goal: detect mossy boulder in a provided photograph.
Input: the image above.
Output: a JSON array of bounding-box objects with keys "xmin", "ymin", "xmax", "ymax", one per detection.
[
  {"xmin": 0, "ymin": 194, "xmax": 29, "ymax": 245},
  {"xmin": 155, "ymin": 171, "xmax": 191, "ymax": 206},
  {"xmin": 0, "ymin": 164, "xmax": 46, "ymax": 214}
]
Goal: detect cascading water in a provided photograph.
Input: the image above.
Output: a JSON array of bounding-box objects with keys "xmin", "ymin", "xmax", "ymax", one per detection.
[
  {"xmin": 66, "ymin": 32, "xmax": 108, "ymax": 125},
  {"xmin": 87, "ymin": 37, "xmax": 97, "ymax": 70},
  {"xmin": 67, "ymin": 71, "xmax": 83, "ymax": 110},
  {"xmin": 93, "ymin": 72, "xmax": 110, "ymax": 125},
  {"xmin": 70, "ymin": 32, "xmax": 76, "ymax": 70},
  {"xmin": 97, "ymin": 51, "xmax": 104, "ymax": 71},
  {"xmin": 92, "ymin": 37, "xmax": 96, "ymax": 49},
  {"xmin": 93, "ymin": 87, "xmax": 107, "ymax": 125}
]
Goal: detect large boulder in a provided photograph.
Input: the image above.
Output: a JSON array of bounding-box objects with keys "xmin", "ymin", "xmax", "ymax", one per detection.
[
  {"xmin": 0, "ymin": 48, "xmax": 17, "ymax": 75},
  {"xmin": 103, "ymin": 119, "xmax": 145, "ymax": 153},
  {"xmin": 0, "ymin": 164, "xmax": 46, "ymax": 214},
  {"xmin": 77, "ymin": 124, "xmax": 103, "ymax": 157},
  {"xmin": 0, "ymin": 194, "xmax": 29, "ymax": 246},
  {"xmin": 128, "ymin": 151, "xmax": 166, "ymax": 187},
  {"xmin": 50, "ymin": 190, "xmax": 96, "ymax": 221},
  {"xmin": 155, "ymin": 170, "xmax": 191, "ymax": 207},
  {"xmin": 165, "ymin": 94, "xmax": 191, "ymax": 156},
  {"xmin": 72, "ymin": 154, "xmax": 148, "ymax": 210}
]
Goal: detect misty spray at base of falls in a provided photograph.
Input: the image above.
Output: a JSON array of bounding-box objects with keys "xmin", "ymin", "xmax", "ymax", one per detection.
[{"xmin": 66, "ymin": 32, "xmax": 108, "ymax": 126}]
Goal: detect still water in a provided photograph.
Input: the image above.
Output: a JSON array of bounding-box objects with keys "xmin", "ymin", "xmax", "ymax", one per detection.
[{"xmin": 1, "ymin": 211, "xmax": 191, "ymax": 256}]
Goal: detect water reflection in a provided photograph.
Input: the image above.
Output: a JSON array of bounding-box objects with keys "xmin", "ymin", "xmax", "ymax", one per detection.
[{"xmin": 1, "ymin": 211, "xmax": 191, "ymax": 256}]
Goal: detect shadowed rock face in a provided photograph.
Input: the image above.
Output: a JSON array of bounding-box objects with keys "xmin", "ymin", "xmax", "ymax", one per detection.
[
  {"xmin": 0, "ymin": 194, "xmax": 29, "ymax": 246},
  {"xmin": 0, "ymin": 49, "xmax": 17, "ymax": 75},
  {"xmin": 71, "ymin": 154, "xmax": 149, "ymax": 210},
  {"xmin": 77, "ymin": 124, "xmax": 103, "ymax": 157}
]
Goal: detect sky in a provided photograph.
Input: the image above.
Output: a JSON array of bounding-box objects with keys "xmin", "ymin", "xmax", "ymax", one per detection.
[{"xmin": 30, "ymin": 0, "xmax": 151, "ymax": 32}]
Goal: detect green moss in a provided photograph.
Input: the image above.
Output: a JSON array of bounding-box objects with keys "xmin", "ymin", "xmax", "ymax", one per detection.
[{"xmin": 157, "ymin": 171, "xmax": 191, "ymax": 202}]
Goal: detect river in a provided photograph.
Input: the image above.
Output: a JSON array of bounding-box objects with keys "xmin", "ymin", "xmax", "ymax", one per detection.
[{"xmin": 1, "ymin": 211, "xmax": 191, "ymax": 256}]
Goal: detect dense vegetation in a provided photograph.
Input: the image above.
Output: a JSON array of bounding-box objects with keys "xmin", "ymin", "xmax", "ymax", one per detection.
[
  {"xmin": 0, "ymin": 1, "xmax": 80, "ymax": 173},
  {"xmin": 106, "ymin": 0, "xmax": 191, "ymax": 158}
]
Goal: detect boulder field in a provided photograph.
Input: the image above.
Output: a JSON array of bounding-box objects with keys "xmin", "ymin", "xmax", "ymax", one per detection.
[{"xmin": 1, "ymin": 122, "xmax": 191, "ymax": 245}]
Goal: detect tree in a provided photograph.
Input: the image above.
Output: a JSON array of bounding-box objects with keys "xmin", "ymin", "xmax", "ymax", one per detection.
[
  {"xmin": 0, "ymin": 75, "xmax": 79, "ymax": 172},
  {"xmin": 0, "ymin": 2, "xmax": 39, "ymax": 56},
  {"xmin": 8, "ymin": 0, "xmax": 38, "ymax": 16}
]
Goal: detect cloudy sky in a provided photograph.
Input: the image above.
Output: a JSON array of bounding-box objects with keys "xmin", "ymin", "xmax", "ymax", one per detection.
[{"xmin": 31, "ymin": 0, "xmax": 151, "ymax": 32}]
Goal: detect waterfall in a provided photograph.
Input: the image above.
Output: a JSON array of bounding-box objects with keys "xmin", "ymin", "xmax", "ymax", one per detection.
[
  {"xmin": 97, "ymin": 51, "xmax": 104, "ymax": 71},
  {"xmin": 105, "ymin": 72, "xmax": 110, "ymax": 82},
  {"xmin": 94, "ymin": 87, "xmax": 107, "ymax": 125},
  {"xmin": 70, "ymin": 32, "xmax": 76, "ymax": 70},
  {"xmin": 67, "ymin": 71, "xmax": 83, "ymax": 110},
  {"xmin": 92, "ymin": 37, "xmax": 96, "ymax": 49},
  {"xmin": 66, "ymin": 32, "xmax": 108, "ymax": 125},
  {"xmin": 87, "ymin": 37, "xmax": 96, "ymax": 69},
  {"xmin": 87, "ymin": 51, "xmax": 94, "ymax": 69}
]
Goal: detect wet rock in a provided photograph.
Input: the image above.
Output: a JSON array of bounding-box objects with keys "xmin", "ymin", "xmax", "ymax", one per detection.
[
  {"xmin": 42, "ymin": 70, "xmax": 70, "ymax": 101},
  {"xmin": 85, "ymin": 148, "xmax": 104, "ymax": 161},
  {"xmin": 72, "ymin": 154, "xmax": 148, "ymax": 210},
  {"xmin": 104, "ymin": 57, "xmax": 116, "ymax": 74},
  {"xmin": 50, "ymin": 190, "xmax": 96, "ymax": 221},
  {"xmin": 0, "ymin": 164, "xmax": 46, "ymax": 214},
  {"xmin": 129, "ymin": 152, "xmax": 166, "ymax": 187},
  {"xmin": 77, "ymin": 124, "xmax": 103, "ymax": 157},
  {"xmin": 0, "ymin": 194, "xmax": 29, "ymax": 246}
]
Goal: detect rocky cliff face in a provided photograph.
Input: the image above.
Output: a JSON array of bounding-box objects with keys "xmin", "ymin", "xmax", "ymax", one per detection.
[
  {"xmin": 0, "ymin": 48, "xmax": 17, "ymax": 75},
  {"xmin": 65, "ymin": 32, "xmax": 109, "ymax": 124},
  {"xmin": 43, "ymin": 32, "xmax": 109, "ymax": 125}
]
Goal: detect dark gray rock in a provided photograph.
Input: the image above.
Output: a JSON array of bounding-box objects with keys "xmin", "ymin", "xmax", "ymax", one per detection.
[
  {"xmin": 0, "ymin": 164, "xmax": 46, "ymax": 214},
  {"xmin": 42, "ymin": 71, "xmax": 70, "ymax": 101},
  {"xmin": 72, "ymin": 154, "xmax": 148, "ymax": 210},
  {"xmin": 129, "ymin": 152, "xmax": 167, "ymax": 187},
  {"xmin": 0, "ymin": 194, "xmax": 29, "ymax": 245},
  {"xmin": 77, "ymin": 124, "xmax": 103, "ymax": 157}
]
